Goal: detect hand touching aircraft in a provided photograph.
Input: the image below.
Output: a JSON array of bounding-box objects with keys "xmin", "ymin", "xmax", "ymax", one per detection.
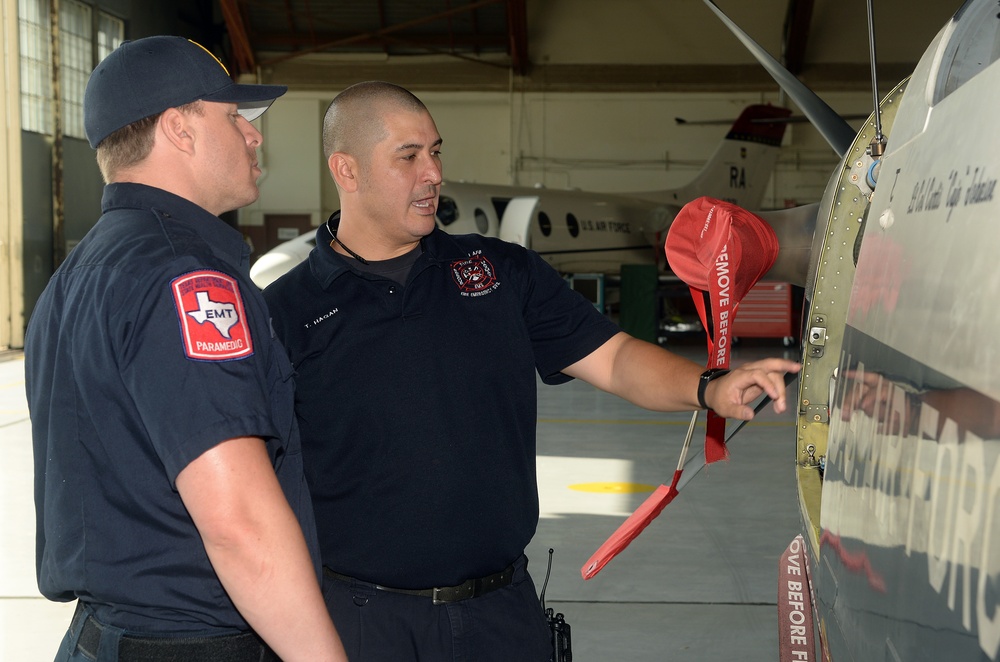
[{"xmin": 249, "ymin": 103, "xmax": 794, "ymax": 288}]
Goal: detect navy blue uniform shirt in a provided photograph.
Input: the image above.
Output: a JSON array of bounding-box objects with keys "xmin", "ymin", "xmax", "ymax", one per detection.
[
  {"xmin": 25, "ymin": 183, "xmax": 322, "ymax": 634},
  {"xmin": 263, "ymin": 218, "xmax": 619, "ymax": 588}
]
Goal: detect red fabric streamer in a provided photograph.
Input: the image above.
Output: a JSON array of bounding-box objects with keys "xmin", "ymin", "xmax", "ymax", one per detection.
[
  {"xmin": 665, "ymin": 196, "xmax": 780, "ymax": 461},
  {"xmin": 777, "ymin": 535, "xmax": 818, "ymax": 661},
  {"xmin": 579, "ymin": 198, "xmax": 782, "ymax": 580},
  {"xmin": 581, "ymin": 470, "xmax": 683, "ymax": 580}
]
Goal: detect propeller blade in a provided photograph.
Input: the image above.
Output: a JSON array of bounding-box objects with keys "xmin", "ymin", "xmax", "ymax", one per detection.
[{"xmin": 701, "ymin": 0, "xmax": 857, "ymax": 157}]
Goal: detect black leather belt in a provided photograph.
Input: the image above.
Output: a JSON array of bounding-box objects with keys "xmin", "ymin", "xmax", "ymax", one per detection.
[
  {"xmin": 324, "ymin": 564, "xmax": 515, "ymax": 605},
  {"xmin": 72, "ymin": 603, "xmax": 277, "ymax": 661}
]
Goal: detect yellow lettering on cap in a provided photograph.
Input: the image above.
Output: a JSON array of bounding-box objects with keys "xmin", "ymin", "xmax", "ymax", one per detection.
[{"xmin": 187, "ymin": 39, "xmax": 229, "ymax": 76}]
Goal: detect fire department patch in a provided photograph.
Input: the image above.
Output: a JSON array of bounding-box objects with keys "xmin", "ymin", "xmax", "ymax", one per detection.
[
  {"xmin": 171, "ymin": 270, "xmax": 254, "ymax": 361},
  {"xmin": 450, "ymin": 254, "xmax": 500, "ymax": 297}
]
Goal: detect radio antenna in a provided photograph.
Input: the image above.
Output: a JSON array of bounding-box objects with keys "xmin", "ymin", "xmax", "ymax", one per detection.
[
  {"xmin": 867, "ymin": 0, "xmax": 886, "ymax": 156},
  {"xmin": 539, "ymin": 547, "xmax": 554, "ymax": 611}
]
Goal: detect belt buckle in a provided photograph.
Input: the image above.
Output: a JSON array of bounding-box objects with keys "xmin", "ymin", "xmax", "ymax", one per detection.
[{"xmin": 431, "ymin": 582, "xmax": 474, "ymax": 605}]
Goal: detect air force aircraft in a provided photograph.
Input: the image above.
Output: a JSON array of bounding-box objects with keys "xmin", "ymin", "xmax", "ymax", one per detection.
[
  {"xmin": 250, "ymin": 2, "xmax": 1000, "ymax": 657},
  {"xmin": 698, "ymin": 0, "xmax": 1000, "ymax": 659},
  {"xmin": 249, "ymin": 103, "xmax": 794, "ymax": 288}
]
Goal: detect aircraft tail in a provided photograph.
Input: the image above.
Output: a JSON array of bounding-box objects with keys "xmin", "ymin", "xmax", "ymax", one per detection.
[{"xmin": 637, "ymin": 104, "xmax": 791, "ymax": 211}]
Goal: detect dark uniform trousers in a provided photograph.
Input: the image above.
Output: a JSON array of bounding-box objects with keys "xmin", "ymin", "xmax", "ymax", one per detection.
[
  {"xmin": 55, "ymin": 602, "xmax": 278, "ymax": 662},
  {"xmin": 323, "ymin": 555, "xmax": 552, "ymax": 661}
]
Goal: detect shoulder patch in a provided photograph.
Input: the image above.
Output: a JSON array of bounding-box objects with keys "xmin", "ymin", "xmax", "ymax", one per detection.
[{"xmin": 171, "ymin": 270, "xmax": 254, "ymax": 361}]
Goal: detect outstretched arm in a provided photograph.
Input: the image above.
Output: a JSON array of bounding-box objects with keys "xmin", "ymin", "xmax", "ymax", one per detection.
[
  {"xmin": 562, "ymin": 331, "xmax": 800, "ymax": 419},
  {"xmin": 177, "ymin": 437, "xmax": 348, "ymax": 662}
]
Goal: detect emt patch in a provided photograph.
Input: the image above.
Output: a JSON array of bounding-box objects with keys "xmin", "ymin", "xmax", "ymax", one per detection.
[{"xmin": 171, "ymin": 270, "xmax": 254, "ymax": 361}]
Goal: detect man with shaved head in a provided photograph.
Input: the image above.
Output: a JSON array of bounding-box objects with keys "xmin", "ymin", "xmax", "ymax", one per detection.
[
  {"xmin": 322, "ymin": 81, "xmax": 425, "ymax": 159},
  {"xmin": 264, "ymin": 80, "xmax": 798, "ymax": 660}
]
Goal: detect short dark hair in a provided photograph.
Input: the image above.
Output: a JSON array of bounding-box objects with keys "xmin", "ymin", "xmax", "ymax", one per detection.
[
  {"xmin": 95, "ymin": 101, "xmax": 202, "ymax": 183},
  {"xmin": 322, "ymin": 81, "xmax": 428, "ymax": 162}
]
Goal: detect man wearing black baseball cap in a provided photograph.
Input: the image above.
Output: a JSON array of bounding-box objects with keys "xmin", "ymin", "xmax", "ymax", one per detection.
[{"xmin": 25, "ymin": 36, "xmax": 347, "ymax": 662}]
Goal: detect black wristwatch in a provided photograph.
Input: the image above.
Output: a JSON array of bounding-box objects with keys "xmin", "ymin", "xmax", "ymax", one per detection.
[{"xmin": 698, "ymin": 368, "xmax": 730, "ymax": 410}]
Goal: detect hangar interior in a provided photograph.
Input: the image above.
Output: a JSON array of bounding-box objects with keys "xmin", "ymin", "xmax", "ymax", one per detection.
[
  {"xmin": 0, "ymin": 1, "xmax": 965, "ymax": 660},
  {"xmin": 0, "ymin": 0, "xmax": 957, "ymax": 350}
]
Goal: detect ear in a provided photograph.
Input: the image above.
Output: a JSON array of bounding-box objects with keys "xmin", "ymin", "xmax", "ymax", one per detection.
[
  {"xmin": 329, "ymin": 152, "xmax": 359, "ymax": 193},
  {"xmin": 158, "ymin": 107, "xmax": 196, "ymax": 154}
]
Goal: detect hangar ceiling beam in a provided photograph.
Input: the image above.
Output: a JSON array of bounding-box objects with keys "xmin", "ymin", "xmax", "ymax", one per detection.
[
  {"xmin": 220, "ymin": 0, "xmax": 257, "ymax": 75},
  {"xmin": 261, "ymin": 0, "xmax": 506, "ymax": 66},
  {"xmin": 506, "ymin": 0, "xmax": 529, "ymax": 75},
  {"xmin": 782, "ymin": 0, "xmax": 815, "ymax": 75}
]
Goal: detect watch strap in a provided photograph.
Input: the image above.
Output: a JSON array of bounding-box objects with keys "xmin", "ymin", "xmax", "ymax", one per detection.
[{"xmin": 698, "ymin": 368, "xmax": 730, "ymax": 410}]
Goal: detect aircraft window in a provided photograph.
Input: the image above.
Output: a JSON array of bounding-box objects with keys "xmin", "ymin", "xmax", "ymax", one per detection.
[
  {"xmin": 436, "ymin": 196, "xmax": 459, "ymax": 226},
  {"xmin": 474, "ymin": 208, "xmax": 489, "ymax": 234},
  {"xmin": 538, "ymin": 211, "xmax": 552, "ymax": 236},
  {"xmin": 491, "ymin": 198, "xmax": 510, "ymax": 225},
  {"xmin": 566, "ymin": 213, "xmax": 580, "ymax": 238},
  {"xmin": 933, "ymin": 1, "xmax": 1000, "ymax": 103}
]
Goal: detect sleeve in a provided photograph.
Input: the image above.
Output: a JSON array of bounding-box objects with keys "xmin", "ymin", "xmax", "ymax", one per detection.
[
  {"xmin": 116, "ymin": 259, "xmax": 281, "ymax": 485},
  {"xmin": 517, "ymin": 247, "xmax": 621, "ymax": 384}
]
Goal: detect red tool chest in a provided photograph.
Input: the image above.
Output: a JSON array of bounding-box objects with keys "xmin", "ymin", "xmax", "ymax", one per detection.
[{"xmin": 732, "ymin": 281, "xmax": 796, "ymax": 344}]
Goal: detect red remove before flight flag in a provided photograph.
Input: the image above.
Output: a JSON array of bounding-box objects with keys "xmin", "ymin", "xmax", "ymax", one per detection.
[
  {"xmin": 581, "ymin": 477, "xmax": 681, "ymax": 580},
  {"xmin": 582, "ymin": 411, "xmax": 698, "ymax": 580},
  {"xmin": 777, "ymin": 535, "xmax": 819, "ymax": 661},
  {"xmin": 665, "ymin": 196, "xmax": 779, "ymax": 461},
  {"xmin": 580, "ymin": 198, "xmax": 780, "ymax": 580}
]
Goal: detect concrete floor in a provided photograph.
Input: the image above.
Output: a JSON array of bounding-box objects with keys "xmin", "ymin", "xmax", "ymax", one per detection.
[{"xmin": 0, "ymin": 340, "xmax": 801, "ymax": 661}]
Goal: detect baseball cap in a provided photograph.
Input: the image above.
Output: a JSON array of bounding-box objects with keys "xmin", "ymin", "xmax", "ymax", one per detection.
[{"xmin": 84, "ymin": 35, "xmax": 287, "ymax": 148}]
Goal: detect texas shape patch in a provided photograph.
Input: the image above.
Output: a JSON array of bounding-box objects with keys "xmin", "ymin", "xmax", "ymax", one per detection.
[{"xmin": 171, "ymin": 270, "xmax": 254, "ymax": 361}]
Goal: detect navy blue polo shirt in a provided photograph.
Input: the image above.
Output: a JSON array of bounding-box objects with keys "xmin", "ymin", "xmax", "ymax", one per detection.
[
  {"xmin": 263, "ymin": 218, "xmax": 619, "ymax": 589},
  {"xmin": 25, "ymin": 183, "xmax": 321, "ymax": 634}
]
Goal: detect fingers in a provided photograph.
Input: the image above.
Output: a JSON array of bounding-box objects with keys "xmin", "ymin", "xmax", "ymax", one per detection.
[
  {"xmin": 719, "ymin": 358, "xmax": 800, "ymax": 418},
  {"xmin": 732, "ymin": 403, "xmax": 756, "ymax": 421}
]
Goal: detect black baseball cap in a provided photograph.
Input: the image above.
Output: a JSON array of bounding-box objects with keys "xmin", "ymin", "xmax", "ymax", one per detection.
[{"xmin": 84, "ymin": 36, "xmax": 287, "ymax": 148}]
